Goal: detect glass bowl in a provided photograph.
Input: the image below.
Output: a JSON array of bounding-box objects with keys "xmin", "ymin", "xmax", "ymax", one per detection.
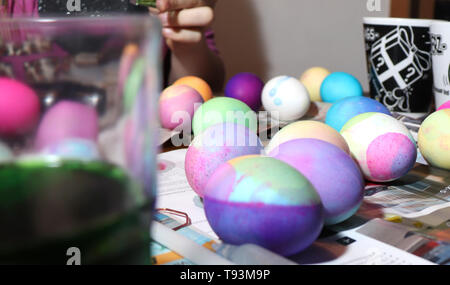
[{"xmin": 0, "ymin": 15, "xmax": 162, "ymax": 264}]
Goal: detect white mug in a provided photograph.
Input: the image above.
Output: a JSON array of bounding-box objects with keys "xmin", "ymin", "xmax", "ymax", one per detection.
[{"xmin": 430, "ymin": 20, "xmax": 450, "ymax": 110}]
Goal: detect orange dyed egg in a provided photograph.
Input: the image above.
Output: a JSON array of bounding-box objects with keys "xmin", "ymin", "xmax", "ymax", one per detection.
[{"xmin": 174, "ymin": 76, "xmax": 213, "ymax": 102}]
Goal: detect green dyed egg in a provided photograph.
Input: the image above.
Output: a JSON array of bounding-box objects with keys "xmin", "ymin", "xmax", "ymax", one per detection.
[{"xmin": 192, "ymin": 97, "xmax": 257, "ymax": 136}]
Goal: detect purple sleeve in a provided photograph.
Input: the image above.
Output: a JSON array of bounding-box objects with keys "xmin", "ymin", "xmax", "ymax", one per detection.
[
  {"xmin": 1, "ymin": 0, "xmax": 38, "ymax": 17},
  {"xmin": 205, "ymin": 28, "xmax": 219, "ymax": 55}
]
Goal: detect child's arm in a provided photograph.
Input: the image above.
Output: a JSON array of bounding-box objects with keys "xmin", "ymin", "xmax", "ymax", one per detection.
[{"xmin": 155, "ymin": 0, "xmax": 225, "ymax": 92}]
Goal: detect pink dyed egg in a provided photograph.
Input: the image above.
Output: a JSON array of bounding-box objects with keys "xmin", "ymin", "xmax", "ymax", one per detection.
[
  {"xmin": 159, "ymin": 85, "xmax": 204, "ymax": 130},
  {"xmin": 185, "ymin": 122, "xmax": 263, "ymax": 198},
  {"xmin": 0, "ymin": 77, "xmax": 40, "ymax": 137},
  {"xmin": 340, "ymin": 112, "xmax": 417, "ymax": 182},
  {"xmin": 437, "ymin": 100, "xmax": 450, "ymax": 111},
  {"xmin": 35, "ymin": 101, "xmax": 98, "ymax": 150}
]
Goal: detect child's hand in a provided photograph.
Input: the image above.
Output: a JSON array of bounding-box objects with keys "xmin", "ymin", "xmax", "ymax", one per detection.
[{"xmin": 153, "ymin": 0, "xmax": 217, "ymax": 45}]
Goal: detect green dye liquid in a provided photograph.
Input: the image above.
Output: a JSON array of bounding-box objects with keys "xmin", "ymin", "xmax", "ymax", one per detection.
[
  {"xmin": 134, "ymin": 0, "xmax": 157, "ymax": 8},
  {"xmin": 0, "ymin": 160, "xmax": 153, "ymax": 265}
]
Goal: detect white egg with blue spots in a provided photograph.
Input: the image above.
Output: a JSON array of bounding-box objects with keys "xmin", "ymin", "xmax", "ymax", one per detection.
[{"xmin": 262, "ymin": 76, "xmax": 311, "ymax": 122}]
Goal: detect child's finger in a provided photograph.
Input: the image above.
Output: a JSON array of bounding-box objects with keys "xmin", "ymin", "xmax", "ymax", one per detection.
[
  {"xmin": 158, "ymin": 7, "xmax": 213, "ymax": 28},
  {"xmin": 148, "ymin": 7, "xmax": 160, "ymax": 14},
  {"xmin": 157, "ymin": 0, "xmax": 216, "ymax": 12},
  {"xmin": 162, "ymin": 27, "xmax": 203, "ymax": 43}
]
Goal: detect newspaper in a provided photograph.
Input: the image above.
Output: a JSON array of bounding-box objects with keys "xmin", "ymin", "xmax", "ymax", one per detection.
[
  {"xmin": 150, "ymin": 212, "xmax": 219, "ymax": 265},
  {"xmin": 156, "ymin": 148, "xmax": 218, "ymax": 239},
  {"xmin": 391, "ymin": 111, "xmax": 428, "ymax": 143},
  {"xmin": 155, "ymin": 148, "xmax": 450, "ymax": 265},
  {"xmin": 358, "ymin": 164, "xmax": 450, "ymax": 224},
  {"xmin": 290, "ymin": 218, "xmax": 436, "ymax": 265}
]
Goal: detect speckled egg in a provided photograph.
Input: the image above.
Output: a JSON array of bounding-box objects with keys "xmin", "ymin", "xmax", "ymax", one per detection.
[
  {"xmin": 192, "ymin": 97, "xmax": 257, "ymax": 136},
  {"xmin": 269, "ymin": 139, "xmax": 364, "ymax": 225},
  {"xmin": 185, "ymin": 122, "xmax": 264, "ymax": 198},
  {"xmin": 437, "ymin": 100, "xmax": 450, "ymax": 111},
  {"xmin": 42, "ymin": 138, "xmax": 100, "ymax": 161},
  {"xmin": 174, "ymin": 76, "xmax": 213, "ymax": 102},
  {"xmin": 204, "ymin": 155, "xmax": 324, "ymax": 256},
  {"xmin": 35, "ymin": 101, "xmax": 99, "ymax": 151},
  {"xmin": 326, "ymin": 96, "xmax": 392, "ymax": 132},
  {"xmin": 340, "ymin": 112, "xmax": 417, "ymax": 182},
  {"xmin": 159, "ymin": 84, "xmax": 204, "ymax": 130},
  {"xmin": 320, "ymin": 72, "xmax": 363, "ymax": 103},
  {"xmin": 225, "ymin": 72, "xmax": 264, "ymax": 112},
  {"xmin": 0, "ymin": 141, "xmax": 13, "ymax": 163},
  {"xmin": 0, "ymin": 77, "xmax": 40, "ymax": 137},
  {"xmin": 266, "ymin": 120, "xmax": 350, "ymax": 155},
  {"xmin": 299, "ymin": 67, "xmax": 331, "ymax": 102},
  {"xmin": 262, "ymin": 76, "xmax": 311, "ymax": 122},
  {"xmin": 418, "ymin": 109, "xmax": 450, "ymax": 170}
]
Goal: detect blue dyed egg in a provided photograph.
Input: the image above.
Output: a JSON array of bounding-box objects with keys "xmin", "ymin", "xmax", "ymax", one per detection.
[
  {"xmin": 326, "ymin": 96, "xmax": 392, "ymax": 132},
  {"xmin": 320, "ymin": 72, "xmax": 363, "ymax": 103}
]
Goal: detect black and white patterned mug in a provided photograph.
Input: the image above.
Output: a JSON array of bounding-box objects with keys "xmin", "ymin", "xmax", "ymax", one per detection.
[{"xmin": 363, "ymin": 17, "xmax": 433, "ymax": 114}]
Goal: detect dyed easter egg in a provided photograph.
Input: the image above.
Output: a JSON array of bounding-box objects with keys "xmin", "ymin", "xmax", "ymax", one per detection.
[
  {"xmin": 204, "ymin": 156, "xmax": 324, "ymax": 256},
  {"xmin": 320, "ymin": 72, "xmax": 363, "ymax": 103},
  {"xmin": 299, "ymin": 67, "xmax": 331, "ymax": 102},
  {"xmin": 225, "ymin": 72, "xmax": 264, "ymax": 112},
  {"xmin": 326, "ymin": 96, "xmax": 392, "ymax": 132},
  {"xmin": 185, "ymin": 122, "xmax": 264, "ymax": 198},
  {"xmin": 118, "ymin": 43, "xmax": 140, "ymax": 97},
  {"xmin": 437, "ymin": 100, "xmax": 450, "ymax": 111},
  {"xmin": 0, "ymin": 77, "xmax": 40, "ymax": 137},
  {"xmin": 262, "ymin": 76, "xmax": 311, "ymax": 122},
  {"xmin": 35, "ymin": 101, "xmax": 99, "ymax": 150},
  {"xmin": 0, "ymin": 141, "xmax": 13, "ymax": 163},
  {"xmin": 266, "ymin": 120, "xmax": 350, "ymax": 155},
  {"xmin": 340, "ymin": 112, "xmax": 417, "ymax": 182},
  {"xmin": 418, "ymin": 109, "xmax": 450, "ymax": 170},
  {"xmin": 42, "ymin": 138, "xmax": 100, "ymax": 161},
  {"xmin": 192, "ymin": 97, "xmax": 257, "ymax": 136},
  {"xmin": 269, "ymin": 139, "xmax": 364, "ymax": 225},
  {"xmin": 159, "ymin": 85, "xmax": 204, "ymax": 130},
  {"xmin": 123, "ymin": 57, "xmax": 145, "ymax": 112},
  {"xmin": 174, "ymin": 76, "xmax": 213, "ymax": 102}
]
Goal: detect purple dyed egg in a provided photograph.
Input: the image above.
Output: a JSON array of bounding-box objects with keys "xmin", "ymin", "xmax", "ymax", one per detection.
[
  {"xmin": 204, "ymin": 156, "xmax": 324, "ymax": 256},
  {"xmin": 225, "ymin": 72, "xmax": 264, "ymax": 112},
  {"xmin": 185, "ymin": 122, "xmax": 263, "ymax": 198},
  {"xmin": 35, "ymin": 101, "xmax": 98, "ymax": 150},
  {"xmin": 269, "ymin": 138, "xmax": 364, "ymax": 225}
]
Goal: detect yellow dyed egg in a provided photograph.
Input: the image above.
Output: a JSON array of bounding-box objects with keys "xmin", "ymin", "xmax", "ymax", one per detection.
[
  {"xmin": 266, "ymin": 120, "xmax": 350, "ymax": 155},
  {"xmin": 418, "ymin": 109, "xmax": 450, "ymax": 170},
  {"xmin": 299, "ymin": 67, "xmax": 331, "ymax": 102}
]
